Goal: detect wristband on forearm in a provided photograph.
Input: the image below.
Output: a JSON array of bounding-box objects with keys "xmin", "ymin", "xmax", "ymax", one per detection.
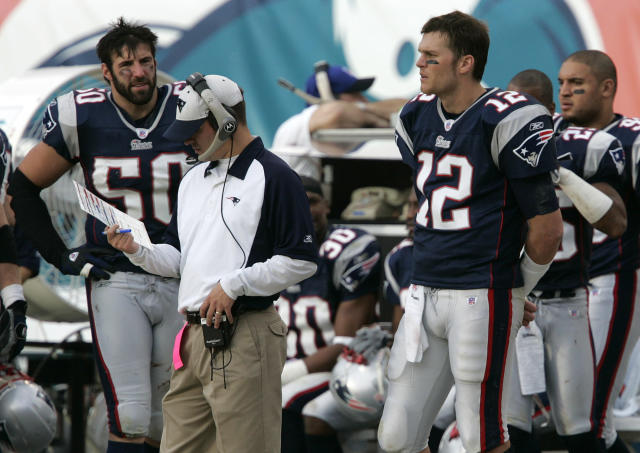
[
  {"xmin": 554, "ymin": 167, "xmax": 613, "ymax": 224},
  {"xmin": 520, "ymin": 251, "xmax": 552, "ymax": 296},
  {"xmin": 1, "ymin": 284, "xmax": 25, "ymax": 307}
]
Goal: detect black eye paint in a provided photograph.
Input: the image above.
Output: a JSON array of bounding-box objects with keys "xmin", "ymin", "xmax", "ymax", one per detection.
[
  {"xmin": 573, "ymin": 89, "xmax": 585, "ymax": 94},
  {"xmin": 426, "ymin": 59, "xmax": 439, "ymax": 64}
]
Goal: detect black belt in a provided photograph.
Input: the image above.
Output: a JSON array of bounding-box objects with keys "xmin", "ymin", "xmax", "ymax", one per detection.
[
  {"xmin": 185, "ymin": 305, "xmax": 263, "ymax": 323},
  {"xmin": 537, "ymin": 289, "xmax": 576, "ymax": 299},
  {"xmin": 186, "ymin": 311, "xmax": 202, "ymax": 324}
]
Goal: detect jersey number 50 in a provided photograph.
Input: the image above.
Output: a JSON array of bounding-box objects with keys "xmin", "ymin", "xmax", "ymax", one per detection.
[
  {"xmin": 416, "ymin": 150, "xmax": 473, "ymax": 230},
  {"xmin": 93, "ymin": 154, "xmax": 189, "ymax": 224}
]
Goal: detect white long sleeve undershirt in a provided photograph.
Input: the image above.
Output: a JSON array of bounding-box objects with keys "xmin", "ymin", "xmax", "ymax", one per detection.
[{"xmin": 126, "ymin": 244, "xmax": 316, "ymax": 300}]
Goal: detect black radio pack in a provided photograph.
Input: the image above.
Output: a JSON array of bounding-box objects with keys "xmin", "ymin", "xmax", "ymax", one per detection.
[{"xmin": 201, "ymin": 316, "xmax": 232, "ymax": 349}]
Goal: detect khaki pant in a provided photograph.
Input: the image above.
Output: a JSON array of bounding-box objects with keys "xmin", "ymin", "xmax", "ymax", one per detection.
[{"xmin": 160, "ymin": 306, "xmax": 287, "ymax": 453}]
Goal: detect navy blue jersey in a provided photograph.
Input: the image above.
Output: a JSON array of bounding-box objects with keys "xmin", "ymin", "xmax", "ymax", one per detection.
[
  {"xmin": 557, "ymin": 115, "xmax": 640, "ymax": 275},
  {"xmin": 41, "ymin": 83, "xmax": 195, "ymax": 272},
  {"xmin": 0, "ymin": 128, "xmax": 10, "ymax": 204},
  {"xmin": 383, "ymin": 238, "xmax": 413, "ymax": 308},
  {"xmin": 396, "ymin": 89, "xmax": 558, "ymax": 289},
  {"xmin": 277, "ymin": 225, "xmax": 381, "ymax": 359},
  {"xmin": 535, "ymin": 127, "xmax": 624, "ymax": 290}
]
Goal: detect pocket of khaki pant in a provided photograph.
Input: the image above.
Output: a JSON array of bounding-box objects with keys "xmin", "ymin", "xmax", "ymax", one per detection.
[
  {"xmin": 268, "ymin": 319, "xmax": 287, "ymax": 367},
  {"xmin": 268, "ymin": 319, "xmax": 287, "ymax": 337}
]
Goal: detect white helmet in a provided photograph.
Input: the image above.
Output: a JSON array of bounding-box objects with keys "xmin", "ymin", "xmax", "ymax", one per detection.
[
  {"xmin": 438, "ymin": 422, "xmax": 468, "ymax": 453},
  {"xmin": 329, "ymin": 326, "xmax": 391, "ymax": 424},
  {"xmin": 0, "ymin": 366, "xmax": 57, "ymax": 453}
]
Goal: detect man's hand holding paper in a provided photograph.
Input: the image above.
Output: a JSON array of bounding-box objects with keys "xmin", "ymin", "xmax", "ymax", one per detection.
[{"xmin": 73, "ymin": 181, "xmax": 152, "ymax": 248}]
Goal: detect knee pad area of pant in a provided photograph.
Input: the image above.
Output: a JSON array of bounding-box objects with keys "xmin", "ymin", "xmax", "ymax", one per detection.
[
  {"xmin": 112, "ymin": 403, "xmax": 150, "ymax": 437},
  {"xmin": 377, "ymin": 401, "xmax": 412, "ymax": 452}
]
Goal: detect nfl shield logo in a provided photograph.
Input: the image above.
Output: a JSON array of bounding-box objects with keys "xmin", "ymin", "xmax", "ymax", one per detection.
[
  {"xmin": 444, "ymin": 119, "xmax": 455, "ymax": 131},
  {"xmin": 136, "ymin": 128, "xmax": 149, "ymax": 139}
]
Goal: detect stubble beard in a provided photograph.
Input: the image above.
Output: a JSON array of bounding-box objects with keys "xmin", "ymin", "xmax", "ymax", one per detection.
[{"xmin": 113, "ymin": 71, "xmax": 157, "ymax": 106}]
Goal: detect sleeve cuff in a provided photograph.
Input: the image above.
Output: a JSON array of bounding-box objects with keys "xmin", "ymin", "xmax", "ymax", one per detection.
[
  {"xmin": 219, "ymin": 274, "xmax": 243, "ymax": 300},
  {"xmin": 124, "ymin": 245, "xmax": 146, "ymax": 265}
]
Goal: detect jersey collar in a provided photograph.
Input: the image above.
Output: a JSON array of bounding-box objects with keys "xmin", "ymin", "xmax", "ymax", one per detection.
[
  {"xmin": 436, "ymin": 87, "xmax": 498, "ymax": 131},
  {"xmin": 226, "ymin": 137, "xmax": 265, "ymax": 180},
  {"xmin": 603, "ymin": 113, "xmax": 624, "ymax": 132},
  {"xmin": 108, "ymin": 85, "xmax": 170, "ymax": 140}
]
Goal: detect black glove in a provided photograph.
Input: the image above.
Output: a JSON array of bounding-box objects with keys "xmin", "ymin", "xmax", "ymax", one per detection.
[
  {"xmin": 0, "ymin": 300, "xmax": 27, "ymax": 361},
  {"xmin": 60, "ymin": 246, "xmax": 118, "ymax": 280}
]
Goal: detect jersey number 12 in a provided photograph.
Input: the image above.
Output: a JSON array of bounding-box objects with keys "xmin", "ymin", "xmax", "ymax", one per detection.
[{"xmin": 416, "ymin": 150, "xmax": 473, "ymax": 230}]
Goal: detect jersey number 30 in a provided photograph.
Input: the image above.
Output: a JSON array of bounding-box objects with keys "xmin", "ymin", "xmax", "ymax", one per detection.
[{"xmin": 416, "ymin": 150, "xmax": 473, "ymax": 230}]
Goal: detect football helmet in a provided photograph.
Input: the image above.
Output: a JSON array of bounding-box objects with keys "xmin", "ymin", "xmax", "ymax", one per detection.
[
  {"xmin": 329, "ymin": 326, "xmax": 392, "ymax": 424},
  {"xmin": 0, "ymin": 365, "xmax": 57, "ymax": 453}
]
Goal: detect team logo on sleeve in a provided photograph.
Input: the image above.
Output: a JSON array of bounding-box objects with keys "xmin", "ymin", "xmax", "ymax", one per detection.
[
  {"xmin": 609, "ymin": 146, "xmax": 625, "ymax": 175},
  {"xmin": 42, "ymin": 100, "xmax": 58, "ymax": 139},
  {"xmin": 512, "ymin": 128, "xmax": 554, "ymax": 167}
]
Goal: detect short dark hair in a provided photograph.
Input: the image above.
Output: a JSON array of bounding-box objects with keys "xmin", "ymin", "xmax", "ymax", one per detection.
[
  {"xmin": 229, "ymin": 92, "xmax": 247, "ymax": 125},
  {"xmin": 566, "ymin": 50, "xmax": 617, "ymax": 95},
  {"xmin": 509, "ymin": 69, "xmax": 554, "ymax": 109},
  {"xmin": 96, "ymin": 17, "xmax": 158, "ymax": 71},
  {"xmin": 421, "ymin": 11, "xmax": 490, "ymax": 81}
]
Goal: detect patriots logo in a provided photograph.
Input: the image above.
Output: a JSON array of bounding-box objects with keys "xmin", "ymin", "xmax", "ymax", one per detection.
[
  {"xmin": 226, "ymin": 196, "xmax": 240, "ymax": 205},
  {"xmin": 512, "ymin": 129, "xmax": 554, "ymax": 167},
  {"xmin": 608, "ymin": 146, "xmax": 625, "ymax": 175},
  {"xmin": 331, "ymin": 377, "xmax": 375, "ymax": 413},
  {"xmin": 42, "ymin": 102, "xmax": 58, "ymax": 138},
  {"xmin": 177, "ymin": 98, "xmax": 186, "ymax": 112}
]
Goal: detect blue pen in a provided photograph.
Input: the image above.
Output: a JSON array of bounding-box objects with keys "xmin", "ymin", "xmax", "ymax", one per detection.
[{"xmin": 102, "ymin": 228, "xmax": 131, "ymax": 235}]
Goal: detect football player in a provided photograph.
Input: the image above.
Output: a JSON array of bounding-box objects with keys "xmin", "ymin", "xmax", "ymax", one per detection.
[
  {"xmin": 277, "ymin": 176, "xmax": 381, "ymax": 453},
  {"xmin": 0, "ymin": 128, "xmax": 27, "ymax": 364},
  {"xmin": 9, "ymin": 18, "xmax": 194, "ymax": 453},
  {"xmin": 556, "ymin": 50, "xmax": 640, "ymax": 453},
  {"xmin": 377, "ymin": 12, "xmax": 564, "ymax": 453},
  {"xmin": 506, "ymin": 69, "xmax": 626, "ymax": 453}
]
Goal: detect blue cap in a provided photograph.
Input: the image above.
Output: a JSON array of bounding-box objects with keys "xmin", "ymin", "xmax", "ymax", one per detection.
[{"xmin": 305, "ymin": 65, "xmax": 374, "ymax": 98}]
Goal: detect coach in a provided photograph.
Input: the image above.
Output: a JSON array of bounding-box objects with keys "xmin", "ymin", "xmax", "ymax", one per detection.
[{"xmin": 107, "ymin": 73, "xmax": 317, "ymax": 453}]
